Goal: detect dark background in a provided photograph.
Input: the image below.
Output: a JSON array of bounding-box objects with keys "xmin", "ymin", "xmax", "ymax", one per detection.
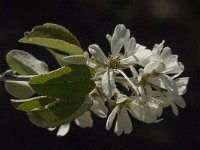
[{"xmin": 0, "ymin": 0, "xmax": 200, "ymax": 150}]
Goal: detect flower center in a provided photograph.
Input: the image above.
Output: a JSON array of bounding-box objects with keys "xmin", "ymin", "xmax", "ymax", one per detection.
[
  {"xmin": 140, "ymin": 76, "xmax": 148, "ymax": 86},
  {"xmin": 108, "ymin": 56, "xmax": 120, "ymax": 69},
  {"xmin": 119, "ymin": 98, "xmax": 131, "ymax": 108}
]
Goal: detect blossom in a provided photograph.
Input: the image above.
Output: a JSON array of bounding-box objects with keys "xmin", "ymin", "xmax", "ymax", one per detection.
[
  {"xmin": 129, "ymin": 95, "xmax": 164, "ymax": 123},
  {"xmin": 88, "ymin": 24, "xmax": 151, "ymax": 99},
  {"xmin": 161, "ymin": 77, "xmax": 189, "ymax": 116},
  {"xmin": 142, "ymin": 41, "xmax": 184, "ymax": 79},
  {"xmin": 105, "ymin": 91, "xmax": 155, "ymax": 135},
  {"xmin": 106, "ymin": 93, "xmax": 134, "ymax": 136},
  {"xmin": 135, "ymin": 64, "xmax": 188, "ymax": 119}
]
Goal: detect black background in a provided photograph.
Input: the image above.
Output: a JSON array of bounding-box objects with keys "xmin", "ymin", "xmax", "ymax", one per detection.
[{"xmin": 0, "ymin": 0, "xmax": 200, "ymax": 150}]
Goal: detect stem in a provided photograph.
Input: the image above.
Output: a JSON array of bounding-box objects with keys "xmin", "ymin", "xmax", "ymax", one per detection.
[
  {"xmin": 118, "ymin": 70, "xmax": 139, "ymax": 95},
  {"xmin": 0, "ymin": 70, "xmax": 36, "ymax": 81}
]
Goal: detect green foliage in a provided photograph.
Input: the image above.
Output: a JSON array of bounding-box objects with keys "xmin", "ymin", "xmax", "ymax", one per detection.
[
  {"xmin": 5, "ymin": 50, "xmax": 48, "ymax": 99},
  {"xmin": 29, "ymin": 65, "xmax": 95, "ymax": 99},
  {"xmin": 61, "ymin": 55, "xmax": 88, "ymax": 66},
  {"xmin": 19, "ymin": 23, "xmax": 83, "ymax": 56},
  {"xmin": 3, "ymin": 23, "xmax": 97, "ymax": 129},
  {"xmin": 11, "ymin": 96, "xmax": 56, "ymax": 112},
  {"xmin": 6, "ymin": 50, "xmax": 49, "ymax": 75},
  {"xmin": 19, "ymin": 37, "xmax": 83, "ymax": 55},
  {"xmin": 26, "ymin": 64, "xmax": 95, "ymax": 128},
  {"xmin": 23, "ymin": 23, "xmax": 80, "ymax": 47},
  {"xmin": 27, "ymin": 95, "xmax": 92, "ymax": 128},
  {"xmin": 5, "ymin": 81, "xmax": 35, "ymax": 99}
]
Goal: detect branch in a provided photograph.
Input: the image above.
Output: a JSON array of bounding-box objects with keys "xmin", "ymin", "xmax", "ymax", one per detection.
[{"xmin": 0, "ymin": 70, "xmax": 35, "ymax": 81}]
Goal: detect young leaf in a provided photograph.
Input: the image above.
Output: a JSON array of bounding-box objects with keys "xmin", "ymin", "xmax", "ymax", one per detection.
[
  {"xmin": 6, "ymin": 50, "xmax": 49, "ymax": 75},
  {"xmin": 5, "ymin": 81, "xmax": 35, "ymax": 99},
  {"xmin": 24, "ymin": 23, "xmax": 80, "ymax": 47},
  {"xmin": 27, "ymin": 95, "xmax": 92, "ymax": 128},
  {"xmin": 19, "ymin": 37, "xmax": 83, "ymax": 55},
  {"xmin": 11, "ymin": 96, "xmax": 56, "ymax": 112},
  {"xmin": 29, "ymin": 65, "xmax": 95, "ymax": 99}
]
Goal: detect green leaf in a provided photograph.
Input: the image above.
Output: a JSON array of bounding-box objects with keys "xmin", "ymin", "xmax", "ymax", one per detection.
[
  {"xmin": 48, "ymin": 49, "xmax": 68, "ymax": 66},
  {"xmin": 24, "ymin": 23, "xmax": 80, "ymax": 47},
  {"xmin": 27, "ymin": 95, "xmax": 92, "ymax": 128},
  {"xmin": 48, "ymin": 50, "xmax": 87, "ymax": 66},
  {"xmin": 27, "ymin": 65, "xmax": 95, "ymax": 128},
  {"xmin": 61, "ymin": 55, "xmax": 87, "ymax": 66},
  {"xmin": 19, "ymin": 23, "xmax": 83, "ymax": 56},
  {"xmin": 6, "ymin": 50, "xmax": 49, "ymax": 75},
  {"xmin": 29, "ymin": 65, "xmax": 95, "ymax": 99},
  {"xmin": 19, "ymin": 37, "xmax": 83, "ymax": 55},
  {"xmin": 11, "ymin": 96, "xmax": 56, "ymax": 112},
  {"xmin": 5, "ymin": 81, "xmax": 35, "ymax": 99}
]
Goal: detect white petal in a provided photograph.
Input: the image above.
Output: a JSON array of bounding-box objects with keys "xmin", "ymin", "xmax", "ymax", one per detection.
[
  {"xmin": 163, "ymin": 91, "xmax": 174, "ymax": 107},
  {"xmin": 164, "ymin": 55, "xmax": 178, "ymax": 66},
  {"xmin": 57, "ymin": 123, "xmax": 70, "ymax": 137},
  {"xmin": 171, "ymin": 103, "xmax": 178, "ymax": 116},
  {"xmin": 163, "ymin": 55, "xmax": 184, "ymax": 77},
  {"xmin": 129, "ymin": 101, "xmax": 141, "ymax": 119},
  {"xmin": 91, "ymin": 107, "xmax": 108, "ymax": 118},
  {"xmin": 90, "ymin": 100, "xmax": 108, "ymax": 118},
  {"xmin": 125, "ymin": 37, "xmax": 136, "ymax": 56},
  {"xmin": 152, "ymin": 40, "xmax": 165, "ymax": 54},
  {"xmin": 106, "ymin": 34, "xmax": 112, "ymax": 44},
  {"xmin": 121, "ymin": 107, "xmax": 132, "ymax": 134},
  {"xmin": 88, "ymin": 44, "xmax": 108, "ymax": 64},
  {"xmin": 143, "ymin": 61, "xmax": 159, "ymax": 74},
  {"xmin": 48, "ymin": 127, "xmax": 56, "ymax": 131},
  {"xmin": 148, "ymin": 102, "xmax": 163, "ymax": 117},
  {"xmin": 160, "ymin": 47, "xmax": 172, "ymax": 60},
  {"xmin": 106, "ymin": 106, "xmax": 118, "ymax": 130},
  {"xmin": 114, "ymin": 109, "xmax": 123, "ymax": 136},
  {"xmin": 174, "ymin": 77, "xmax": 189, "ymax": 95},
  {"xmin": 135, "ymin": 43, "xmax": 146, "ymax": 52},
  {"xmin": 141, "ymin": 106, "xmax": 158, "ymax": 123},
  {"xmin": 134, "ymin": 49, "xmax": 152, "ymax": 64},
  {"xmin": 111, "ymin": 24, "xmax": 127, "ymax": 56},
  {"xmin": 174, "ymin": 95, "xmax": 186, "ymax": 108},
  {"xmin": 149, "ymin": 74, "xmax": 173, "ymax": 91},
  {"xmin": 102, "ymin": 68, "xmax": 116, "ymax": 99},
  {"xmin": 123, "ymin": 29, "xmax": 131, "ymax": 51},
  {"xmin": 84, "ymin": 51, "xmax": 89, "ymax": 58},
  {"xmin": 74, "ymin": 111, "xmax": 93, "ymax": 128},
  {"xmin": 120, "ymin": 56, "xmax": 137, "ymax": 65}
]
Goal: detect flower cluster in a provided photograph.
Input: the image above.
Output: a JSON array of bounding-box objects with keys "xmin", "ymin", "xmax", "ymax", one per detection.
[{"xmin": 50, "ymin": 24, "xmax": 189, "ymax": 136}]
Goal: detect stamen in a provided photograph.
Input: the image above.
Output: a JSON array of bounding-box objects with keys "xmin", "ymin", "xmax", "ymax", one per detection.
[{"xmin": 108, "ymin": 56, "xmax": 120, "ymax": 69}]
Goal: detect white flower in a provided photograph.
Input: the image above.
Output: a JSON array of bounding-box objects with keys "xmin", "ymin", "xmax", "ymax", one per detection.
[
  {"xmin": 143, "ymin": 41, "xmax": 184, "ymax": 79},
  {"xmin": 89, "ymin": 24, "xmax": 151, "ymax": 99},
  {"xmin": 136, "ymin": 64, "xmax": 189, "ymax": 117},
  {"xmin": 106, "ymin": 93, "xmax": 137, "ymax": 136},
  {"xmin": 88, "ymin": 24, "xmax": 129, "ymax": 99},
  {"xmin": 162, "ymin": 77, "xmax": 189, "ymax": 116},
  {"xmin": 130, "ymin": 96, "xmax": 164, "ymax": 123}
]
